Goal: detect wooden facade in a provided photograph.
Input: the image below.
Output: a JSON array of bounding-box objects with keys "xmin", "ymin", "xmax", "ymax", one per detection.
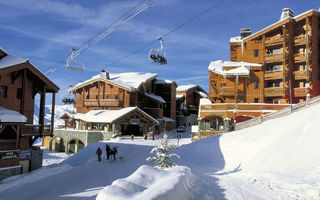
[
  {"xmin": 0, "ymin": 48, "xmax": 59, "ymax": 178},
  {"xmin": 229, "ymin": 9, "xmax": 320, "ymax": 104},
  {"xmin": 69, "ymin": 71, "xmax": 177, "ymax": 131}
]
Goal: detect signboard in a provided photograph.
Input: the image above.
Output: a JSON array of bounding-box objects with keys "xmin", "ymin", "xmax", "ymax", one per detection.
[
  {"xmin": 20, "ymin": 150, "xmax": 32, "ymax": 160},
  {"xmin": 130, "ymin": 119, "xmax": 140, "ymax": 125},
  {"xmin": 0, "ymin": 150, "xmax": 19, "ymax": 160},
  {"xmin": 191, "ymin": 125, "xmax": 198, "ymax": 133}
]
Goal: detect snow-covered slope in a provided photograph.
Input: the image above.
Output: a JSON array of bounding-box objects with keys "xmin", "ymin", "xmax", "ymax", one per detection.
[{"xmin": 34, "ymin": 104, "xmax": 75, "ymax": 127}]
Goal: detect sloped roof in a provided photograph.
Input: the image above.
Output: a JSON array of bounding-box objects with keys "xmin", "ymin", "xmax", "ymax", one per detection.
[
  {"xmin": 0, "ymin": 54, "xmax": 27, "ymax": 69},
  {"xmin": 176, "ymin": 84, "xmax": 197, "ymax": 92},
  {"xmin": 70, "ymin": 72, "xmax": 158, "ymax": 92},
  {"xmin": 75, "ymin": 107, "xmax": 158, "ymax": 124},
  {"xmin": 0, "ymin": 106, "xmax": 27, "ymax": 123},
  {"xmin": 145, "ymin": 93, "xmax": 166, "ymax": 103},
  {"xmin": 208, "ymin": 60, "xmax": 262, "ymax": 76}
]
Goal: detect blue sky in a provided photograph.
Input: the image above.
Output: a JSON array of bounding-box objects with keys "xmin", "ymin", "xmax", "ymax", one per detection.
[{"xmin": 0, "ymin": 0, "xmax": 319, "ymax": 104}]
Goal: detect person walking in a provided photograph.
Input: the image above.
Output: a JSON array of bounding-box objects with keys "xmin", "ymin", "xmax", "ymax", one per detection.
[
  {"xmin": 96, "ymin": 147, "xmax": 102, "ymax": 162},
  {"xmin": 152, "ymin": 130, "xmax": 155, "ymax": 141},
  {"xmin": 106, "ymin": 144, "xmax": 111, "ymax": 160}
]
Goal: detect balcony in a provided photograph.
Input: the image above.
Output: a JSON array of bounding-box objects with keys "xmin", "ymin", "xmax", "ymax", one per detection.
[
  {"xmin": 21, "ymin": 124, "xmax": 51, "ymax": 136},
  {"xmin": 265, "ymin": 53, "xmax": 284, "ymax": 63},
  {"xmin": 264, "ymin": 87, "xmax": 284, "ymax": 97},
  {"xmin": 265, "ymin": 36, "xmax": 284, "ymax": 46},
  {"xmin": 294, "ymin": 53, "xmax": 307, "ymax": 63},
  {"xmin": 294, "ymin": 88, "xmax": 309, "ymax": 97},
  {"xmin": 218, "ymin": 87, "xmax": 237, "ymax": 96},
  {"xmin": 99, "ymin": 99, "xmax": 120, "ymax": 107},
  {"xmin": 293, "ymin": 70, "xmax": 308, "ymax": 80},
  {"xmin": 84, "ymin": 99, "xmax": 98, "ymax": 106},
  {"xmin": 294, "ymin": 35, "xmax": 309, "ymax": 46},
  {"xmin": 264, "ymin": 70, "xmax": 283, "ymax": 80}
]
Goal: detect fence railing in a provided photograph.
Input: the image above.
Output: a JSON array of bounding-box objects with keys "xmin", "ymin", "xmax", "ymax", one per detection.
[{"xmin": 235, "ymin": 95, "xmax": 320, "ymax": 130}]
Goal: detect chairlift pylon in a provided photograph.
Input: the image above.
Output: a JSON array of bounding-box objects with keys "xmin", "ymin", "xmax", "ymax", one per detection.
[
  {"xmin": 148, "ymin": 38, "xmax": 168, "ymax": 65},
  {"xmin": 66, "ymin": 48, "xmax": 85, "ymax": 72}
]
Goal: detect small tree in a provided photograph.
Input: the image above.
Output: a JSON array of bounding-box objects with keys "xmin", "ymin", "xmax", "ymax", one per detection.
[{"xmin": 146, "ymin": 134, "xmax": 180, "ymax": 168}]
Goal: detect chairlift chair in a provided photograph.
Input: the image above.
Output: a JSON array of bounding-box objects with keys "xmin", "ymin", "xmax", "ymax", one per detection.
[
  {"xmin": 61, "ymin": 85, "xmax": 76, "ymax": 105},
  {"xmin": 148, "ymin": 38, "xmax": 168, "ymax": 65},
  {"xmin": 66, "ymin": 48, "xmax": 85, "ymax": 72}
]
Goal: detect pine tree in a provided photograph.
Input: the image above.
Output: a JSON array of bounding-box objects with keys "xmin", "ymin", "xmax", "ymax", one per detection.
[{"xmin": 146, "ymin": 134, "xmax": 180, "ymax": 168}]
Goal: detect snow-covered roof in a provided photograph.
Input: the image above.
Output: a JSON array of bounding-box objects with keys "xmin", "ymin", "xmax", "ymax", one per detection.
[
  {"xmin": 233, "ymin": 9, "xmax": 320, "ymax": 42},
  {"xmin": 71, "ymin": 72, "xmax": 158, "ymax": 92},
  {"xmin": 75, "ymin": 107, "xmax": 158, "ymax": 124},
  {"xmin": 194, "ymin": 90, "xmax": 208, "ymax": 97},
  {"xmin": 145, "ymin": 93, "xmax": 166, "ymax": 103},
  {"xmin": 0, "ymin": 106, "xmax": 27, "ymax": 123},
  {"xmin": 155, "ymin": 79, "xmax": 173, "ymax": 84},
  {"xmin": 162, "ymin": 117, "xmax": 175, "ymax": 122},
  {"xmin": 0, "ymin": 54, "xmax": 27, "ymax": 69},
  {"xmin": 230, "ymin": 36, "xmax": 243, "ymax": 43},
  {"xmin": 208, "ymin": 60, "xmax": 262, "ymax": 76},
  {"xmin": 176, "ymin": 94, "xmax": 184, "ymax": 100},
  {"xmin": 199, "ymin": 98, "xmax": 212, "ymax": 106},
  {"xmin": 176, "ymin": 85, "xmax": 197, "ymax": 92}
]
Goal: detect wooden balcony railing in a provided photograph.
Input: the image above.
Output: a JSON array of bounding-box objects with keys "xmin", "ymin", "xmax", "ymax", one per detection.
[
  {"xmin": 0, "ymin": 140, "xmax": 17, "ymax": 151},
  {"xmin": 84, "ymin": 99, "xmax": 120, "ymax": 107},
  {"xmin": 293, "ymin": 35, "xmax": 310, "ymax": 45},
  {"xmin": 264, "ymin": 87, "xmax": 284, "ymax": 97},
  {"xmin": 265, "ymin": 36, "xmax": 284, "ymax": 46},
  {"xmin": 293, "ymin": 70, "xmax": 308, "ymax": 80},
  {"xmin": 265, "ymin": 53, "xmax": 284, "ymax": 63},
  {"xmin": 99, "ymin": 99, "xmax": 120, "ymax": 107},
  {"xmin": 264, "ymin": 70, "xmax": 283, "ymax": 80},
  {"xmin": 218, "ymin": 87, "xmax": 237, "ymax": 96},
  {"xmin": 294, "ymin": 53, "xmax": 307, "ymax": 62},
  {"xmin": 21, "ymin": 124, "xmax": 51, "ymax": 136},
  {"xmin": 84, "ymin": 99, "xmax": 98, "ymax": 106},
  {"xmin": 294, "ymin": 88, "xmax": 309, "ymax": 97}
]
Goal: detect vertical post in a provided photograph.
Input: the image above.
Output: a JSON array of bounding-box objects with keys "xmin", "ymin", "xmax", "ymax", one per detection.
[
  {"xmin": 260, "ymin": 91, "xmax": 263, "ymax": 122},
  {"xmin": 20, "ymin": 69, "xmax": 27, "ymax": 115},
  {"xmin": 51, "ymin": 92, "xmax": 56, "ymax": 135},
  {"xmin": 39, "ymin": 85, "xmax": 46, "ymax": 136},
  {"xmin": 289, "ymin": 80, "xmax": 293, "ymax": 112},
  {"xmin": 98, "ymin": 81, "xmax": 100, "ymax": 107}
]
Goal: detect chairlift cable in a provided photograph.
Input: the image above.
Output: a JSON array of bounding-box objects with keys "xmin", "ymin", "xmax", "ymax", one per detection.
[
  {"xmin": 44, "ymin": 0, "xmax": 153, "ymax": 75},
  {"xmin": 108, "ymin": 0, "xmax": 227, "ymax": 67}
]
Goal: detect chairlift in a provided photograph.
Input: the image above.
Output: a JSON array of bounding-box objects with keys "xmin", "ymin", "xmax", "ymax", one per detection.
[
  {"xmin": 148, "ymin": 38, "xmax": 168, "ymax": 65},
  {"xmin": 66, "ymin": 48, "xmax": 85, "ymax": 72},
  {"xmin": 61, "ymin": 85, "xmax": 76, "ymax": 105}
]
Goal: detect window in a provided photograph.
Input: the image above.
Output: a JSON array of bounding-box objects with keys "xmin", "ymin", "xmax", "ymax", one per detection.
[
  {"xmin": 0, "ymin": 85, "xmax": 7, "ymax": 98},
  {"xmin": 254, "ymin": 49, "xmax": 259, "ymax": 57},
  {"xmin": 254, "ymin": 98, "xmax": 259, "ymax": 103},
  {"xmin": 274, "ymin": 82, "xmax": 280, "ymax": 87},
  {"xmin": 17, "ymin": 88, "xmax": 22, "ymax": 99},
  {"xmin": 273, "ymin": 65, "xmax": 281, "ymax": 71},
  {"xmin": 110, "ymin": 85, "xmax": 114, "ymax": 89},
  {"xmin": 304, "ymin": 82, "xmax": 310, "ymax": 88},
  {"xmin": 115, "ymin": 95, "xmax": 118, "ymax": 99},
  {"xmin": 254, "ymin": 81, "xmax": 259, "ymax": 89},
  {"xmin": 221, "ymin": 83, "xmax": 226, "ymax": 88}
]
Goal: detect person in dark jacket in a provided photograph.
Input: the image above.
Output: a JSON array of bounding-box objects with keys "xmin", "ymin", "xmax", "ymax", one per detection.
[
  {"xmin": 96, "ymin": 147, "xmax": 102, "ymax": 162},
  {"xmin": 106, "ymin": 144, "xmax": 111, "ymax": 160}
]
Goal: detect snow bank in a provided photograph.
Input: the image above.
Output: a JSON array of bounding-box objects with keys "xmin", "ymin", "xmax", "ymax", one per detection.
[{"xmin": 96, "ymin": 165, "xmax": 195, "ymax": 200}]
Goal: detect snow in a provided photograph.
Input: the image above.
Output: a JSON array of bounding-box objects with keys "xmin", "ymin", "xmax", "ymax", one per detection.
[
  {"xmin": 71, "ymin": 72, "xmax": 157, "ymax": 92},
  {"xmin": 230, "ymin": 36, "xmax": 242, "ymax": 43},
  {"xmin": 2, "ymin": 101, "xmax": 320, "ymax": 200},
  {"xmin": 144, "ymin": 93, "xmax": 166, "ymax": 103},
  {"xmin": 194, "ymin": 90, "xmax": 208, "ymax": 97},
  {"xmin": 0, "ymin": 106, "xmax": 27, "ymax": 122},
  {"xmin": 176, "ymin": 84, "xmax": 197, "ymax": 92},
  {"xmin": 176, "ymin": 94, "xmax": 184, "ymax": 100},
  {"xmin": 0, "ymin": 54, "xmax": 27, "ymax": 69},
  {"xmin": 155, "ymin": 79, "xmax": 174, "ymax": 84},
  {"xmin": 208, "ymin": 60, "xmax": 262, "ymax": 73},
  {"xmin": 162, "ymin": 117, "xmax": 175, "ymax": 122},
  {"xmin": 75, "ymin": 107, "xmax": 158, "ymax": 124},
  {"xmin": 34, "ymin": 104, "xmax": 75, "ymax": 127}
]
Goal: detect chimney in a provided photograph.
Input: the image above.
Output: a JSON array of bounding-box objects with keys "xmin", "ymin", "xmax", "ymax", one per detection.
[
  {"xmin": 101, "ymin": 69, "xmax": 109, "ymax": 79},
  {"xmin": 280, "ymin": 8, "xmax": 294, "ymax": 21},
  {"xmin": 240, "ymin": 28, "xmax": 251, "ymax": 39}
]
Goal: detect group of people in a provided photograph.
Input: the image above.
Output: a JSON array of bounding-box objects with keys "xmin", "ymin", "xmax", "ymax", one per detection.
[{"xmin": 96, "ymin": 144, "xmax": 118, "ymax": 162}]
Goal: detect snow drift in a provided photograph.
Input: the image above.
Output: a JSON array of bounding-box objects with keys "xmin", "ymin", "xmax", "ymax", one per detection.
[{"xmin": 96, "ymin": 165, "xmax": 195, "ymax": 200}]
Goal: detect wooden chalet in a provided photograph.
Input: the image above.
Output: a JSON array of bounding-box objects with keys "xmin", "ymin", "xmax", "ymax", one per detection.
[
  {"xmin": 0, "ymin": 47, "xmax": 59, "ymax": 179},
  {"xmin": 230, "ymin": 8, "xmax": 320, "ymax": 104},
  {"xmin": 67, "ymin": 70, "xmax": 176, "ymax": 133}
]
